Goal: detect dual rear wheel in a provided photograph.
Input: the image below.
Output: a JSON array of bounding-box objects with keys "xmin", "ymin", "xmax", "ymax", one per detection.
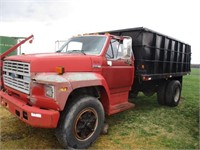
[{"xmin": 157, "ymin": 80, "xmax": 182, "ymax": 107}]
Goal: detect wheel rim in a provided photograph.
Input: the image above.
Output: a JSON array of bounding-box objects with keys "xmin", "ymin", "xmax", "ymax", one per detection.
[
  {"xmin": 174, "ymin": 87, "xmax": 180, "ymax": 103},
  {"xmin": 73, "ymin": 107, "xmax": 98, "ymax": 141}
]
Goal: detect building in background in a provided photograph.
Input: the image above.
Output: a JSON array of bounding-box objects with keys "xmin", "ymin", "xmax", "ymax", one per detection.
[{"xmin": 0, "ymin": 36, "xmax": 25, "ymax": 56}]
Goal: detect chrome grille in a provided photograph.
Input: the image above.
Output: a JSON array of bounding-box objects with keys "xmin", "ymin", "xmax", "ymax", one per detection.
[{"xmin": 3, "ymin": 60, "xmax": 30, "ymax": 94}]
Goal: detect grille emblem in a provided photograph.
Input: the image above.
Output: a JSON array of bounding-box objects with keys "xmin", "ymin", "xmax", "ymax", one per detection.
[{"xmin": 10, "ymin": 73, "xmax": 17, "ymax": 79}]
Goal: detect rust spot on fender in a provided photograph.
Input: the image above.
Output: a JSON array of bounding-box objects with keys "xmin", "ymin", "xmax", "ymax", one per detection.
[
  {"xmin": 64, "ymin": 72, "xmax": 98, "ymax": 81},
  {"xmin": 34, "ymin": 73, "xmax": 68, "ymax": 83}
]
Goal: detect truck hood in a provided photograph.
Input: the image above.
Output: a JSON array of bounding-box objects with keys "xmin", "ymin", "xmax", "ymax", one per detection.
[{"xmin": 5, "ymin": 53, "xmax": 93, "ymax": 73}]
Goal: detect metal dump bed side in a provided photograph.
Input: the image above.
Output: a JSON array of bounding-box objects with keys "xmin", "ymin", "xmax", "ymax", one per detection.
[{"xmin": 99, "ymin": 27, "xmax": 191, "ymax": 80}]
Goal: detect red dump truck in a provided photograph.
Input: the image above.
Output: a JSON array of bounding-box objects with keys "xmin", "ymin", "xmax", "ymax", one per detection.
[{"xmin": 0, "ymin": 27, "xmax": 191, "ymax": 149}]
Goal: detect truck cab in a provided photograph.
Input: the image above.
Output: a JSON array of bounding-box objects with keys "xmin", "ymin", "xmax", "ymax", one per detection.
[
  {"xmin": 56, "ymin": 34, "xmax": 135, "ymax": 113},
  {"xmin": 0, "ymin": 33, "xmax": 135, "ymax": 149}
]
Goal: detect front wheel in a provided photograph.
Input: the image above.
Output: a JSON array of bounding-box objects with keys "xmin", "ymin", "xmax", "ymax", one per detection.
[{"xmin": 56, "ymin": 96, "xmax": 105, "ymax": 149}]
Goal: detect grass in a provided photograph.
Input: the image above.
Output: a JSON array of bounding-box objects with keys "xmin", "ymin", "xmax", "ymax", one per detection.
[{"xmin": 0, "ymin": 68, "xmax": 199, "ymax": 149}]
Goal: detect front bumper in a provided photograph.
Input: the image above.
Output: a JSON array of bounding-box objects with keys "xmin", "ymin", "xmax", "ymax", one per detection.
[{"xmin": 0, "ymin": 91, "xmax": 60, "ymax": 128}]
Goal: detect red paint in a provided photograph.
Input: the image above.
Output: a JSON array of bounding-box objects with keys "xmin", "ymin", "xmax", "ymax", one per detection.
[
  {"xmin": 0, "ymin": 91, "xmax": 59, "ymax": 128},
  {"xmin": 5, "ymin": 54, "xmax": 93, "ymax": 73},
  {"xmin": 5, "ymin": 86, "xmax": 29, "ymax": 102}
]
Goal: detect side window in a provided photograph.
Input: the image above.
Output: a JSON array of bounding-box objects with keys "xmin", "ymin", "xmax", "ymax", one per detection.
[
  {"xmin": 106, "ymin": 38, "xmax": 132, "ymax": 59},
  {"xmin": 106, "ymin": 39, "xmax": 123, "ymax": 59}
]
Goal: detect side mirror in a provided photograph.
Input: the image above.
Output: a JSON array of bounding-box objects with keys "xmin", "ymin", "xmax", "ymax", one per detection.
[{"xmin": 122, "ymin": 37, "xmax": 132, "ymax": 58}]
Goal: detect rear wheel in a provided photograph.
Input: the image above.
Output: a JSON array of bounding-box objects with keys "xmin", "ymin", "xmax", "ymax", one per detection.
[
  {"xmin": 56, "ymin": 96, "xmax": 105, "ymax": 149},
  {"xmin": 165, "ymin": 80, "xmax": 181, "ymax": 107},
  {"xmin": 157, "ymin": 81, "xmax": 168, "ymax": 105}
]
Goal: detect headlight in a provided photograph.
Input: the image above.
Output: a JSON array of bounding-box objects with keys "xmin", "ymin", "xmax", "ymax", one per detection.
[{"xmin": 45, "ymin": 85, "xmax": 55, "ymax": 98}]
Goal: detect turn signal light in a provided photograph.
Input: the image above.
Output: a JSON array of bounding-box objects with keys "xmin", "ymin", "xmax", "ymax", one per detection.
[
  {"xmin": 56, "ymin": 66, "xmax": 64, "ymax": 75},
  {"xmin": 60, "ymin": 87, "xmax": 68, "ymax": 92}
]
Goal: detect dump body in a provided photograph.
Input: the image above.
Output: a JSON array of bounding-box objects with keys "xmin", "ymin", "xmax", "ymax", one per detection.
[{"xmin": 100, "ymin": 27, "xmax": 191, "ymax": 80}]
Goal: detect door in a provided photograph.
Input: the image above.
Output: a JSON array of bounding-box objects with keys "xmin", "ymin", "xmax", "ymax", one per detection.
[{"xmin": 102, "ymin": 37, "xmax": 134, "ymax": 94}]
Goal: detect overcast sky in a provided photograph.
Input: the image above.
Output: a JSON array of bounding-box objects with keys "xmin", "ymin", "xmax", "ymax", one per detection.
[{"xmin": 0, "ymin": 0, "xmax": 199, "ymax": 63}]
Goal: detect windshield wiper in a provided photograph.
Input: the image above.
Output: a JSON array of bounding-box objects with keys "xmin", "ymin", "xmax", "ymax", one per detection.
[
  {"xmin": 67, "ymin": 50, "xmax": 86, "ymax": 55},
  {"xmin": 56, "ymin": 49, "xmax": 62, "ymax": 53}
]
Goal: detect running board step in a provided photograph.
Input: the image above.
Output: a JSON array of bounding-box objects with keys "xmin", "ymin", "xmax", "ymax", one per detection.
[{"xmin": 110, "ymin": 102, "xmax": 135, "ymax": 115}]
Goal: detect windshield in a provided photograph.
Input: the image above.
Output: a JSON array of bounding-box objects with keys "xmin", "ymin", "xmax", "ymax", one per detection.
[{"xmin": 57, "ymin": 36, "xmax": 106, "ymax": 55}]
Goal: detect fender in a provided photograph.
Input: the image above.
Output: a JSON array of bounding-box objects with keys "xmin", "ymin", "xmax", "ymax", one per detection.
[{"xmin": 33, "ymin": 72, "xmax": 111, "ymax": 111}]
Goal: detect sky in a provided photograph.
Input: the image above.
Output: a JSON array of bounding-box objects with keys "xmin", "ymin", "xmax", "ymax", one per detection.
[{"xmin": 0, "ymin": 0, "xmax": 200, "ymax": 64}]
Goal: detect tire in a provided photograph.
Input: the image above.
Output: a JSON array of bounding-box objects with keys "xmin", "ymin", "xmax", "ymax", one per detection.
[
  {"xmin": 157, "ymin": 81, "xmax": 168, "ymax": 105},
  {"xmin": 55, "ymin": 95, "xmax": 105, "ymax": 149},
  {"xmin": 165, "ymin": 80, "xmax": 181, "ymax": 107}
]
